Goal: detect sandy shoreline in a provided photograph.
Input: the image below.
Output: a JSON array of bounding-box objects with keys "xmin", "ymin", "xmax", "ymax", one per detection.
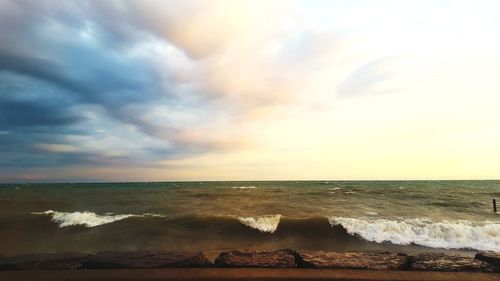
[{"xmin": 1, "ymin": 268, "xmax": 499, "ymax": 281}]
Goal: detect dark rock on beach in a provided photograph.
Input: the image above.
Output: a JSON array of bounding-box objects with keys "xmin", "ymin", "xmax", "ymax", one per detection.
[
  {"xmin": 296, "ymin": 251, "xmax": 408, "ymax": 270},
  {"xmin": 215, "ymin": 249, "xmax": 296, "ymax": 268},
  {"xmin": 409, "ymin": 253, "xmax": 494, "ymax": 272},
  {"xmin": 476, "ymin": 252, "xmax": 500, "ymax": 271},
  {"xmin": 0, "ymin": 252, "xmax": 92, "ymax": 270},
  {"xmin": 2, "ymin": 250, "xmax": 498, "ymax": 272},
  {"xmin": 83, "ymin": 251, "xmax": 212, "ymax": 269}
]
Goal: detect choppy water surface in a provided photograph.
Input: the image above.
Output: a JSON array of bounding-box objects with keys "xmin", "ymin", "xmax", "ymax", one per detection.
[{"xmin": 0, "ymin": 180, "xmax": 499, "ymax": 256}]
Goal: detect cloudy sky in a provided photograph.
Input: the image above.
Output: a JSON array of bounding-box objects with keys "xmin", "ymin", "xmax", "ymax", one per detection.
[{"xmin": 1, "ymin": 0, "xmax": 500, "ymax": 182}]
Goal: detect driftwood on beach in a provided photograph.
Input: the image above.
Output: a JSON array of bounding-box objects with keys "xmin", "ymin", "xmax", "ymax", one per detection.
[{"xmin": 0, "ymin": 249, "xmax": 498, "ymax": 272}]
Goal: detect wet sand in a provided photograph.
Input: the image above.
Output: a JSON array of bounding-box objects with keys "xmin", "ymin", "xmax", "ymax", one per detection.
[{"xmin": 1, "ymin": 268, "xmax": 499, "ymax": 281}]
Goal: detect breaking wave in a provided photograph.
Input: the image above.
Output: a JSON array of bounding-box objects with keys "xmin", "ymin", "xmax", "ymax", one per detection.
[
  {"xmin": 238, "ymin": 215, "xmax": 281, "ymax": 233},
  {"xmin": 328, "ymin": 217, "xmax": 500, "ymax": 252},
  {"xmin": 232, "ymin": 186, "xmax": 257, "ymax": 189},
  {"xmin": 29, "ymin": 210, "xmax": 500, "ymax": 251},
  {"xmin": 32, "ymin": 210, "xmax": 163, "ymax": 228}
]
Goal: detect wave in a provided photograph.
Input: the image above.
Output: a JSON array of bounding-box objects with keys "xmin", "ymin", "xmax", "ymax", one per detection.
[
  {"xmin": 329, "ymin": 217, "xmax": 500, "ymax": 252},
  {"xmin": 29, "ymin": 210, "xmax": 500, "ymax": 252},
  {"xmin": 238, "ymin": 215, "xmax": 281, "ymax": 233},
  {"xmin": 32, "ymin": 210, "xmax": 163, "ymax": 228},
  {"xmin": 232, "ymin": 186, "xmax": 257, "ymax": 189}
]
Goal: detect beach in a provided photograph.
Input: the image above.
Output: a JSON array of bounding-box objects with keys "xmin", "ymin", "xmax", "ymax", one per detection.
[
  {"xmin": 2, "ymin": 268, "xmax": 499, "ymax": 281},
  {"xmin": 1, "ymin": 180, "xmax": 500, "ymax": 280}
]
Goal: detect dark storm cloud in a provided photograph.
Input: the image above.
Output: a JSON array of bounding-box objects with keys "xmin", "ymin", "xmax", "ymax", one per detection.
[
  {"xmin": 0, "ymin": 51, "xmax": 92, "ymax": 95},
  {"xmin": 0, "ymin": 99, "xmax": 80, "ymax": 128},
  {"xmin": 0, "ymin": 0, "xmax": 333, "ymax": 180},
  {"xmin": 0, "ymin": 0, "xmax": 200, "ymax": 172},
  {"xmin": 0, "ymin": 0, "xmax": 253, "ymax": 178}
]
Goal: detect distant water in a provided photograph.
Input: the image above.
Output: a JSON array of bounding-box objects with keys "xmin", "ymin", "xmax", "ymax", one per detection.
[{"xmin": 0, "ymin": 181, "xmax": 499, "ymax": 256}]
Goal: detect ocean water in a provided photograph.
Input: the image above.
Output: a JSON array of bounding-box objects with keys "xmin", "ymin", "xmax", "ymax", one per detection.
[{"xmin": 0, "ymin": 180, "xmax": 499, "ymax": 257}]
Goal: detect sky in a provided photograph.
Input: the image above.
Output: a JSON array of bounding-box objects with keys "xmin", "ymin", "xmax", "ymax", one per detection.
[{"xmin": 1, "ymin": 0, "xmax": 500, "ymax": 182}]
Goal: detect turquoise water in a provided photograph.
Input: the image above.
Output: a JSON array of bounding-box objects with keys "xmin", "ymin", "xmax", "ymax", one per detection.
[{"xmin": 0, "ymin": 180, "xmax": 499, "ymax": 256}]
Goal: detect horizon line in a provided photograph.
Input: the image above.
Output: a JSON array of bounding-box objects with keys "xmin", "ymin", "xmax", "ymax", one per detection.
[{"xmin": 1, "ymin": 178, "xmax": 500, "ymax": 185}]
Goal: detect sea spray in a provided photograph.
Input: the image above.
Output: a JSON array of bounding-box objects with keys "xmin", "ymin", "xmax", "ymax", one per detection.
[
  {"xmin": 32, "ymin": 210, "xmax": 163, "ymax": 228},
  {"xmin": 329, "ymin": 217, "xmax": 500, "ymax": 252},
  {"xmin": 238, "ymin": 214, "xmax": 281, "ymax": 233}
]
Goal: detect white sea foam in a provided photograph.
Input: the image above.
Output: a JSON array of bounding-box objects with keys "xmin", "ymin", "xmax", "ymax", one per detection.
[
  {"xmin": 232, "ymin": 186, "xmax": 257, "ymax": 189},
  {"xmin": 328, "ymin": 217, "xmax": 500, "ymax": 252},
  {"xmin": 364, "ymin": 211, "xmax": 379, "ymax": 216},
  {"xmin": 32, "ymin": 210, "xmax": 163, "ymax": 228},
  {"xmin": 238, "ymin": 214, "xmax": 281, "ymax": 233}
]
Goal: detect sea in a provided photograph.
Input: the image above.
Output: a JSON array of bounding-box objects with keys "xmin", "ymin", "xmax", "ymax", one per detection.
[{"xmin": 0, "ymin": 180, "xmax": 499, "ymax": 257}]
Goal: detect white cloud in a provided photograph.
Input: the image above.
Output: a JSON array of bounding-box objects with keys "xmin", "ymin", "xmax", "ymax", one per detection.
[{"xmin": 2, "ymin": 0, "xmax": 500, "ymax": 181}]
